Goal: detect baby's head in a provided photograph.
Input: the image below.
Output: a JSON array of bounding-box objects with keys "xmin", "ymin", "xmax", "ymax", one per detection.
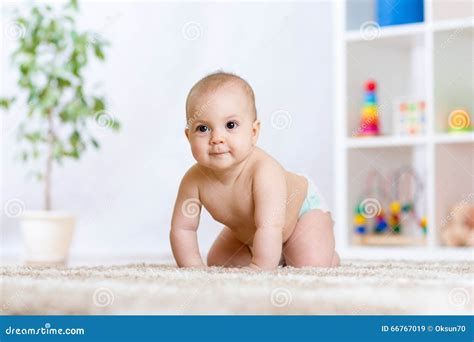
[{"xmin": 185, "ymin": 72, "xmax": 260, "ymax": 170}]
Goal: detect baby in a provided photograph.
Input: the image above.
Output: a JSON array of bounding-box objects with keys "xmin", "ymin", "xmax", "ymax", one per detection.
[{"xmin": 170, "ymin": 72, "xmax": 339, "ymax": 270}]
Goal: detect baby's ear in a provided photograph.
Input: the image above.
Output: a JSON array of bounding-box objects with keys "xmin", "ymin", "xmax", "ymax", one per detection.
[
  {"xmin": 252, "ymin": 120, "xmax": 261, "ymax": 144},
  {"xmin": 184, "ymin": 127, "xmax": 190, "ymax": 141}
]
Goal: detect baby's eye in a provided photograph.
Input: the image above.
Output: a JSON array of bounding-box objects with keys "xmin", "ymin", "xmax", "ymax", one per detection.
[
  {"xmin": 196, "ymin": 125, "xmax": 209, "ymax": 133},
  {"xmin": 226, "ymin": 121, "xmax": 238, "ymax": 130}
]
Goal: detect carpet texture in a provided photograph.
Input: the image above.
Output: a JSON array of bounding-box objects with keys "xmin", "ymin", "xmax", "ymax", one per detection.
[{"xmin": 1, "ymin": 260, "xmax": 472, "ymax": 315}]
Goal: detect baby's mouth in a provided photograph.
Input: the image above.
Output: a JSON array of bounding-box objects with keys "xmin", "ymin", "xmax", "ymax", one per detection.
[{"xmin": 209, "ymin": 151, "xmax": 229, "ymax": 156}]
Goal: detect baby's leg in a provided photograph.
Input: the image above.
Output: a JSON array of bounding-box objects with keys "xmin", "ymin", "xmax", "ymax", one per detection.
[
  {"xmin": 207, "ymin": 226, "xmax": 252, "ymax": 267},
  {"xmin": 283, "ymin": 209, "xmax": 340, "ymax": 268}
]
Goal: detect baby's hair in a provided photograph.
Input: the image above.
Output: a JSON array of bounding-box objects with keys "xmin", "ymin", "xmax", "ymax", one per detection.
[{"xmin": 185, "ymin": 71, "xmax": 257, "ymax": 124}]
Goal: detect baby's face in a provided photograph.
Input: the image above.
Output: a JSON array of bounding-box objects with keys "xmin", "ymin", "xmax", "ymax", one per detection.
[{"xmin": 185, "ymin": 84, "xmax": 259, "ymax": 171}]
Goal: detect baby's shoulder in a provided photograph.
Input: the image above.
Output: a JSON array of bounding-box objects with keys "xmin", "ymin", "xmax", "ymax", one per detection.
[
  {"xmin": 251, "ymin": 148, "xmax": 285, "ymax": 177},
  {"xmin": 180, "ymin": 164, "xmax": 203, "ymax": 187}
]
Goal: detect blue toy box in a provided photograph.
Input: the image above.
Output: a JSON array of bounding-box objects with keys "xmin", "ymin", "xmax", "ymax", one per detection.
[{"xmin": 377, "ymin": 0, "xmax": 424, "ymax": 27}]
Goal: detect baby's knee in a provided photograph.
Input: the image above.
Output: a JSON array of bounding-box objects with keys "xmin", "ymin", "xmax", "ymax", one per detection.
[
  {"xmin": 316, "ymin": 210, "xmax": 335, "ymax": 229},
  {"xmin": 206, "ymin": 249, "xmax": 222, "ymax": 267}
]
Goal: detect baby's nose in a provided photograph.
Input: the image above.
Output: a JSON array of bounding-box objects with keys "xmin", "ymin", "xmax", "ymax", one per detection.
[{"xmin": 210, "ymin": 133, "xmax": 225, "ymax": 145}]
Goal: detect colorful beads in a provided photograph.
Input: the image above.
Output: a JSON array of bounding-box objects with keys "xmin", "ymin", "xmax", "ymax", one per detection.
[
  {"xmin": 365, "ymin": 80, "xmax": 376, "ymax": 91},
  {"xmin": 375, "ymin": 219, "xmax": 388, "ymax": 233},
  {"xmin": 389, "ymin": 202, "xmax": 402, "ymax": 234},
  {"xmin": 354, "ymin": 212, "xmax": 367, "ymax": 234},
  {"xmin": 390, "ymin": 201, "xmax": 401, "ymax": 214},
  {"xmin": 402, "ymin": 203, "xmax": 413, "ymax": 213},
  {"xmin": 354, "ymin": 214, "xmax": 367, "ymax": 226},
  {"xmin": 354, "ymin": 199, "xmax": 426, "ymax": 236},
  {"xmin": 420, "ymin": 216, "xmax": 427, "ymax": 234}
]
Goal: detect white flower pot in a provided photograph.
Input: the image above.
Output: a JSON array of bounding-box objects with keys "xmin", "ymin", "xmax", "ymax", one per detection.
[{"xmin": 20, "ymin": 211, "xmax": 75, "ymax": 266}]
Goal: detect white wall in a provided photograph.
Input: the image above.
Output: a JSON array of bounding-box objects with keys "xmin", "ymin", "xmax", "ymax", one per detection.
[{"xmin": 1, "ymin": 1, "xmax": 334, "ymax": 258}]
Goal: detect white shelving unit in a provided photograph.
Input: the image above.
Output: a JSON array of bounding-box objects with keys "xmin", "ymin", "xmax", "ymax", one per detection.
[{"xmin": 334, "ymin": 1, "xmax": 473, "ymax": 260}]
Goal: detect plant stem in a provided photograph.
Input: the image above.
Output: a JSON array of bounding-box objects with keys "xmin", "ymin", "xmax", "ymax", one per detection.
[{"xmin": 45, "ymin": 109, "xmax": 54, "ymax": 211}]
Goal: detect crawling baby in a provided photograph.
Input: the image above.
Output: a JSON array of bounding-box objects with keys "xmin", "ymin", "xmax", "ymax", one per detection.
[{"xmin": 170, "ymin": 72, "xmax": 339, "ymax": 270}]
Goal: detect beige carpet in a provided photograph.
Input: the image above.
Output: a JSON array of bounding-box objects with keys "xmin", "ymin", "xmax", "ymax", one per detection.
[{"xmin": 1, "ymin": 259, "xmax": 472, "ymax": 315}]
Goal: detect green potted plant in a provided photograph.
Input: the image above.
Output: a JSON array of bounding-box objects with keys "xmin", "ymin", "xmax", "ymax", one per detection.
[{"xmin": 1, "ymin": 0, "xmax": 120, "ymax": 265}]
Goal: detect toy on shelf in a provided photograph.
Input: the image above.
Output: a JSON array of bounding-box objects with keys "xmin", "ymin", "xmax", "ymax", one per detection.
[
  {"xmin": 377, "ymin": 0, "xmax": 424, "ymax": 27},
  {"xmin": 353, "ymin": 170, "xmax": 388, "ymax": 236},
  {"xmin": 389, "ymin": 167, "xmax": 427, "ymax": 236},
  {"xmin": 394, "ymin": 98, "xmax": 426, "ymax": 136},
  {"xmin": 389, "ymin": 201, "xmax": 401, "ymax": 233},
  {"xmin": 448, "ymin": 109, "xmax": 472, "ymax": 134},
  {"xmin": 357, "ymin": 79, "xmax": 381, "ymax": 136},
  {"xmin": 420, "ymin": 216, "xmax": 427, "ymax": 235},
  {"xmin": 353, "ymin": 210, "xmax": 367, "ymax": 234},
  {"xmin": 353, "ymin": 167, "xmax": 427, "ymax": 246},
  {"xmin": 441, "ymin": 202, "xmax": 474, "ymax": 247},
  {"xmin": 374, "ymin": 209, "xmax": 388, "ymax": 233}
]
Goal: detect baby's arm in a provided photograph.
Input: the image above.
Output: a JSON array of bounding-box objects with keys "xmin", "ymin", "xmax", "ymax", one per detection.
[
  {"xmin": 170, "ymin": 169, "xmax": 205, "ymax": 268},
  {"xmin": 251, "ymin": 162, "xmax": 287, "ymax": 270}
]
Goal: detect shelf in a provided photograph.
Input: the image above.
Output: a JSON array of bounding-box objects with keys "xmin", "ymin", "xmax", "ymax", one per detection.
[
  {"xmin": 353, "ymin": 234, "xmax": 427, "ymax": 247},
  {"xmin": 337, "ymin": 0, "xmax": 473, "ymax": 259},
  {"xmin": 346, "ymin": 136, "xmax": 427, "ymax": 149},
  {"xmin": 432, "ymin": 17, "xmax": 474, "ymax": 32},
  {"xmin": 345, "ymin": 17, "xmax": 474, "ymax": 41},
  {"xmin": 346, "ymin": 133, "xmax": 474, "ymax": 148},
  {"xmin": 434, "ymin": 133, "xmax": 474, "ymax": 144},
  {"xmin": 346, "ymin": 22, "xmax": 425, "ymax": 43},
  {"xmin": 435, "ymin": 143, "xmax": 474, "ymax": 247}
]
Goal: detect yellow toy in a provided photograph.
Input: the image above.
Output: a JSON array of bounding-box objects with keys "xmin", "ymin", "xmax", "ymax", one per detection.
[
  {"xmin": 448, "ymin": 109, "xmax": 472, "ymax": 133},
  {"xmin": 390, "ymin": 201, "xmax": 401, "ymax": 214}
]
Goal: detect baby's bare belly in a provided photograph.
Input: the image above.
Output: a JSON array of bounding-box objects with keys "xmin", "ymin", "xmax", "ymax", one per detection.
[{"xmin": 222, "ymin": 172, "xmax": 308, "ymax": 246}]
